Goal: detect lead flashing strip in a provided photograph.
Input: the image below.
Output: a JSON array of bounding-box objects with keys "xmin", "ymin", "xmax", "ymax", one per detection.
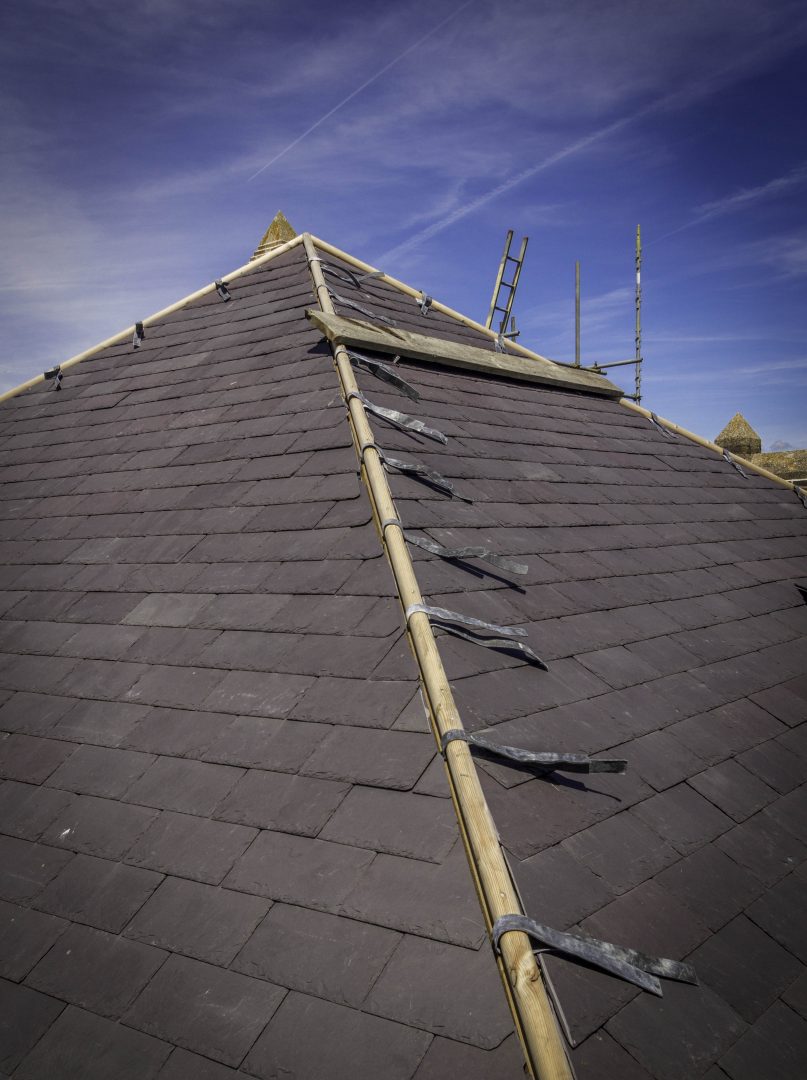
[
  {"xmin": 303, "ymin": 233, "xmax": 573, "ymax": 1080},
  {"xmin": 441, "ymin": 729, "xmax": 627, "ymax": 776}
]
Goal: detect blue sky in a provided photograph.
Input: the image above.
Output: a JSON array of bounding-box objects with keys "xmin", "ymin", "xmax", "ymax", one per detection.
[{"xmin": 2, "ymin": 0, "xmax": 806, "ymax": 448}]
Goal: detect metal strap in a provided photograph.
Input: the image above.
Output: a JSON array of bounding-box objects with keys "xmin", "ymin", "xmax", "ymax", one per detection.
[
  {"xmin": 406, "ymin": 603, "xmax": 547, "ymax": 668},
  {"xmin": 346, "ymin": 390, "xmax": 447, "ymax": 444},
  {"xmin": 329, "ymin": 291, "xmax": 396, "ymax": 326},
  {"xmin": 648, "ymin": 412, "xmax": 677, "ymax": 440},
  {"xmin": 347, "ymin": 350, "xmax": 419, "ymax": 401},
  {"xmin": 358, "ymin": 439, "xmax": 381, "ymax": 465},
  {"xmin": 381, "ymin": 453, "xmax": 472, "ymax": 502},
  {"xmin": 132, "ymin": 322, "xmax": 145, "ymax": 349},
  {"xmin": 441, "ymin": 729, "xmax": 626, "ymax": 774},
  {"xmin": 495, "ymin": 333, "xmax": 506, "ymax": 353},
  {"xmin": 404, "ymin": 531, "xmax": 528, "ymax": 575},
  {"xmin": 44, "ymin": 365, "xmax": 63, "ymax": 390},
  {"xmin": 492, "ymin": 914, "xmax": 697, "ymax": 997},
  {"xmin": 418, "ymin": 292, "xmax": 433, "ymax": 315},
  {"xmin": 722, "ymin": 448, "xmax": 748, "ymax": 477},
  {"xmin": 215, "ymin": 279, "xmax": 232, "ymax": 302},
  {"xmin": 322, "ymin": 262, "xmax": 384, "ymax": 289},
  {"xmin": 379, "ymin": 516, "xmax": 403, "ymax": 535},
  {"xmin": 795, "ymin": 485, "xmax": 807, "ymax": 510}
]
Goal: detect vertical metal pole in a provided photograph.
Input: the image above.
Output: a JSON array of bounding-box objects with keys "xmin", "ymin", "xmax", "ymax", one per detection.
[
  {"xmin": 574, "ymin": 261, "xmax": 581, "ymax": 367},
  {"xmin": 635, "ymin": 225, "xmax": 642, "ymax": 403}
]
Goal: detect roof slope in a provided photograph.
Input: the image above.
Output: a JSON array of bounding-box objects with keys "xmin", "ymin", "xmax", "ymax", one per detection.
[{"xmin": 1, "ymin": 234, "xmax": 806, "ymax": 1079}]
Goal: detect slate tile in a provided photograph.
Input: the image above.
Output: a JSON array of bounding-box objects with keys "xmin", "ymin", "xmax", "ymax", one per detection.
[
  {"xmin": 34, "ymin": 853, "xmax": 162, "ymax": 933},
  {"xmin": 515, "ymin": 844, "xmax": 616, "ymax": 928},
  {"xmin": 340, "ymin": 845, "xmax": 484, "ymax": 948},
  {"xmin": 195, "ymin": 629, "xmax": 298, "ymax": 672},
  {"xmin": 616, "ymin": 730, "xmax": 707, "ymax": 791},
  {"xmin": 739, "ymin": 738, "xmax": 806, "ymax": 794},
  {"xmin": 56, "ymin": 659, "xmax": 149, "ymax": 701},
  {"xmin": 0, "ymin": 733, "xmax": 75, "ymax": 784},
  {"xmin": 783, "ymin": 968, "xmax": 807, "ymax": 1019},
  {"xmin": 224, "ymin": 829, "xmax": 374, "ymax": 909},
  {"xmin": 716, "ymin": 810, "xmax": 806, "ymax": 885},
  {"xmin": 156, "ymin": 1048, "xmax": 239, "ymax": 1079},
  {"xmin": 202, "ymin": 670, "xmax": 313, "ymax": 717},
  {"xmin": 634, "ymin": 783, "xmax": 734, "ymax": 855},
  {"xmin": 746, "ymin": 872, "xmax": 807, "ymax": 962},
  {"xmin": 689, "ymin": 759, "xmax": 778, "ymax": 822},
  {"xmin": 412, "ymin": 1035, "xmax": 525, "ymax": 1080},
  {"xmin": 123, "ymin": 626, "xmax": 221, "ymax": 666},
  {"xmin": 125, "ymin": 811, "xmax": 257, "ymax": 884},
  {"xmin": 750, "ymin": 685, "xmax": 806, "ymax": 727},
  {"xmin": 0, "ymin": 902, "xmax": 66, "ymax": 982},
  {"xmin": 562, "ymin": 809, "xmax": 680, "ymax": 896},
  {"xmin": 124, "ymin": 756, "xmax": 242, "ymax": 815},
  {"xmin": 689, "ymin": 914, "xmax": 802, "ymax": 1022},
  {"xmin": 570, "ymin": 1030, "xmax": 655, "ymax": 1080},
  {"xmin": 0, "ymin": 780, "xmax": 75, "ymax": 841},
  {"xmin": 189, "ymin": 592, "xmax": 289, "ymax": 631},
  {"xmin": 576, "ymin": 645, "xmax": 664, "ymax": 689},
  {"xmin": 292, "ymin": 677, "xmax": 421, "ymax": 728},
  {"xmin": 125, "ymin": 665, "xmax": 227, "ymax": 709},
  {"xmin": 123, "ymin": 953, "xmax": 285, "ymax": 1067},
  {"xmin": 13, "ymin": 1004, "xmax": 171, "ymax": 1080},
  {"xmin": 122, "ymin": 593, "xmax": 216, "ymax": 628},
  {"xmin": 0, "ymin": 979, "xmax": 65, "ymax": 1075},
  {"xmin": 320, "ymin": 786, "xmax": 456, "ymax": 862},
  {"xmin": 43, "ymin": 790, "xmax": 159, "ymax": 860},
  {"xmin": 657, "ymin": 844, "xmax": 764, "ymax": 931},
  {"xmin": 46, "ymin": 744, "xmax": 155, "ymax": 798},
  {"xmin": 56, "ymin": 623, "xmax": 146, "ymax": 661},
  {"xmin": 300, "ymin": 726, "xmax": 434, "ymax": 791},
  {"xmin": 719, "ymin": 1001, "xmax": 807, "ymax": 1080},
  {"xmin": 26, "ymin": 922, "xmax": 166, "ymax": 1019},
  {"xmin": 0, "ymin": 837, "xmax": 73, "ymax": 902},
  {"xmin": 203, "ymin": 716, "xmax": 326, "ymax": 772},
  {"xmin": 233, "ymin": 903, "xmax": 399, "ymax": 1008},
  {"xmin": 123, "ymin": 707, "xmax": 230, "ymax": 758},
  {"xmin": 61, "ymin": 591, "xmax": 147, "ymax": 624},
  {"xmin": 606, "ymin": 981, "xmax": 745, "ymax": 1080},
  {"xmin": 755, "ymin": 783, "xmax": 807, "ymax": 843},
  {"xmin": 243, "ymin": 992, "xmax": 430, "ymax": 1080},
  {"xmin": 0, "ymin": 692, "xmax": 75, "ymax": 735},
  {"xmin": 125, "ymin": 877, "xmax": 269, "ymax": 966},
  {"xmin": 670, "ymin": 700, "xmax": 785, "ymax": 765},
  {"xmin": 51, "ymin": 699, "xmax": 151, "ymax": 747}
]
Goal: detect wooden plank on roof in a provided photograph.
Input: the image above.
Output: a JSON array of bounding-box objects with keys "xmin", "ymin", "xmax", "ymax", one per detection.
[{"xmin": 305, "ymin": 308, "xmax": 623, "ymax": 398}]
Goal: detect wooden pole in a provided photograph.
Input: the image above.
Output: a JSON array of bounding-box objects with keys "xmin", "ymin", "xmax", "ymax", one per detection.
[
  {"xmin": 0, "ymin": 234, "xmax": 305, "ymax": 407},
  {"xmin": 302, "ymin": 233, "xmax": 572, "ymax": 1080}
]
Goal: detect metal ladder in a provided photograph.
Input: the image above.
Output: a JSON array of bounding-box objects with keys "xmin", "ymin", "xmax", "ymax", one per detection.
[{"xmin": 485, "ymin": 230, "xmax": 528, "ymax": 338}]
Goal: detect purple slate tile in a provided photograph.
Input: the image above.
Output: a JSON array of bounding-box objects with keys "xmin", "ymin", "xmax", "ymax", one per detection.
[
  {"xmin": 746, "ymin": 871, "xmax": 807, "ymax": 962},
  {"xmin": 46, "ymin": 744, "xmax": 155, "ymax": 798},
  {"xmin": 412, "ymin": 1035, "xmax": 525, "ymax": 1080},
  {"xmin": 42, "ymin": 794, "xmax": 158, "ymax": 860},
  {"xmin": 124, "ymin": 876, "xmax": 269, "ymax": 966},
  {"xmin": 201, "ymin": 669, "xmax": 313, "ymax": 717},
  {"xmin": 13, "ymin": 1004, "xmax": 171, "ymax": 1080},
  {"xmin": 300, "ymin": 726, "xmax": 434, "ymax": 789},
  {"xmin": 125, "ymin": 811, "xmax": 256, "ymax": 885},
  {"xmin": 0, "ymin": 781, "xmax": 75, "ymax": 841},
  {"xmin": 33, "ymin": 853, "xmax": 162, "ymax": 933},
  {"xmin": 25, "ymin": 922, "xmax": 166, "ymax": 1019},
  {"xmin": 156, "ymin": 1048, "xmax": 240, "ymax": 1080},
  {"xmin": 215, "ymin": 769, "xmax": 347, "ymax": 835},
  {"xmin": 634, "ymin": 783, "xmax": 734, "ymax": 856},
  {"xmin": 125, "ymin": 665, "xmax": 227, "ymax": 710},
  {"xmin": 50, "ymin": 699, "xmax": 151, "ymax": 747},
  {"xmin": 0, "ymin": 693, "xmax": 75, "ymax": 735},
  {"xmin": 123, "ymin": 626, "xmax": 222, "ymax": 666},
  {"xmin": 202, "ymin": 715, "xmax": 325, "ymax": 772},
  {"xmin": 515, "ymin": 844, "xmax": 616, "ymax": 929},
  {"xmin": 570, "ymin": 1031, "xmax": 654, "ymax": 1080},
  {"xmin": 123, "ymin": 953, "xmax": 285, "ymax": 1067},
  {"xmin": 0, "ymin": 980, "xmax": 65, "ymax": 1075},
  {"xmin": 0, "ymin": 901, "xmax": 67, "ymax": 982},
  {"xmin": 123, "ymin": 756, "xmax": 242, "ymax": 816},
  {"xmin": 291, "ymin": 676, "xmax": 414, "ymax": 728},
  {"xmin": 614, "ymin": 730, "xmax": 707, "ymax": 791},
  {"xmin": 716, "ymin": 810, "xmax": 806, "ymax": 886},
  {"xmin": 56, "ymin": 658, "xmax": 149, "ymax": 701},
  {"xmin": 655, "ymin": 844, "xmax": 764, "ymax": 931},
  {"xmin": 689, "ymin": 759, "xmax": 778, "ymax": 822},
  {"xmin": 56, "ymin": 623, "xmax": 146, "ymax": 661},
  {"xmin": 718, "ymin": 1001, "xmax": 807, "ymax": 1080},
  {"xmin": 739, "ymin": 738, "xmax": 806, "ymax": 794},
  {"xmin": 232, "ymin": 903, "xmax": 400, "ymax": 1009},
  {"xmin": 122, "ymin": 593, "xmax": 216, "ymax": 628},
  {"xmin": 122, "ymin": 707, "xmax": 231, "ymax": 759},
  {"xmin": 606, "ymin": 981, "xmax": 745, "ymax": 1080},
  {"xmin": 0, "ymin": 733, "xmax": 75, "ymax": 784},
  {"xmin": 243, "ymin": 992, "xmax": 431, "ymax": 1080},
  {"xmin": 0, "ymin": 837, "xmax": 74, "ymax": 902},
  {"xmin": 320, "ymin": 786, "xmax": 457, "ymax": 862},
  {"xmin": 689, "ymin": 914, "xmax": 802, "ymax": 1022}
]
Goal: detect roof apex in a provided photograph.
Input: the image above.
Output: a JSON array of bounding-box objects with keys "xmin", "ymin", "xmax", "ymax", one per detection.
[
  {"xmin": 715, "ymin": 412, "xmax": 762, "ymax": 455},
  {"xmin": 251, "ymin": 211, "xmax": 297, "ymax": 259}
]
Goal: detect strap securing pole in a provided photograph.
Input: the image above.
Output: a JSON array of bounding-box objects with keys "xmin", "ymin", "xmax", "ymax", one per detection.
[{"xmin": 441, "ymin": 729, "xmax": 627, "ymax": 775}]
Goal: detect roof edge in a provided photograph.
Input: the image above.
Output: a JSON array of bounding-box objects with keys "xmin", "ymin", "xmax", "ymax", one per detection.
[
  {"xmin": 620, "ymin": 399, "xmax": 803, "ymax": 495},
  {"xmin": 308, "ymin": 235, "xmax": 621, "ymax": 396},
  {"xmin": 0, "ymin": 233, "xmax": 306, "ymax": 407}
]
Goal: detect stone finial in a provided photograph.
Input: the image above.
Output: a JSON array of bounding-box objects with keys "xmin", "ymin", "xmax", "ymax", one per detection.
[
  {"xmin": 715, "ymin": 413, "xmax": 762, "ymax": 457},
  {"xmin": 251, "ymin": 212, "xmax": 297, "ymax": 260}
]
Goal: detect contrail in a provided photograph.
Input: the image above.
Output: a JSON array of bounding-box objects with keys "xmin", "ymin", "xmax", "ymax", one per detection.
[{"xmin": 247, "ymin": 0, "xmax": 475, "ymax": 183}]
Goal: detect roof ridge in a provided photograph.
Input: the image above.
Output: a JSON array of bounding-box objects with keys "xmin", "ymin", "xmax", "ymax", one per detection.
[{"xmin": 0, "ymin": 233, "xmax": 307, "ymax": 407}]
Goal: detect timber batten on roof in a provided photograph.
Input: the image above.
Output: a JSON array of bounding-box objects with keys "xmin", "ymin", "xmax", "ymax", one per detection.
[{"xmin": 0, "ymin": 228, "xmax": 806, "ymax": 1079}]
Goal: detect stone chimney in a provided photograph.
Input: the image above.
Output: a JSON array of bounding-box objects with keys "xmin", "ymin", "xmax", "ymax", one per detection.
[
  {"xmin": 251, "ymin": 211, "xmax": 297, "ymax": 260},
  {"xmin": 715, "ymin": 413, "xmax": 762, "ymax": 457}
]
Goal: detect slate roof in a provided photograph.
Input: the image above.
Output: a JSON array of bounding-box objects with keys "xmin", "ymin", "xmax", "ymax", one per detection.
[{"xmin": 1, "ymin": 234, "xmax": 807, "ymax": 1080}]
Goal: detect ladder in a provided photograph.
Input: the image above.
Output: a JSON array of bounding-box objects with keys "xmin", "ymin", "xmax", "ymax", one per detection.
[{"xmin": 485, "ymin": 230, "xmax": 528, "ymax": 338}]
